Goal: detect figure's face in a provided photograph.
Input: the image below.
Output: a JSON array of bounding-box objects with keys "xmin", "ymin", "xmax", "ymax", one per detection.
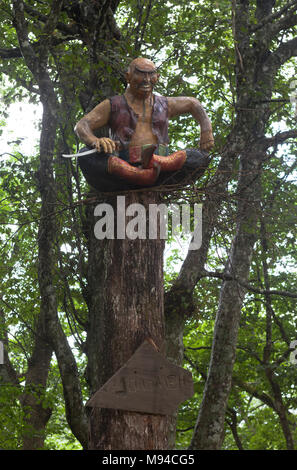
[{"xmin": 126, "ymin": 61, "xmax": 159, "ymax": 98}]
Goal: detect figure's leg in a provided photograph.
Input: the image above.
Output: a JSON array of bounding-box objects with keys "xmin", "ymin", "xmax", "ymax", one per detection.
[
  {"xmin": 78, "ymin": 150, "xmax": 133, "ymax": 192},
  {"xmin": 148, "ymin": 150, "xmax": 187, "ymax": 172},
  {"xmin": 78, "ymin": 146, "xmax": 210, "ymax": 192},
  {"xmin": 154, "ymin": 149, "xmax": 210, "ymax": 186},
  {"xmin": 108, "ymin": 156, "xmax": 160, "ymax": 186},
  {"xmin": 78, "ymin": 148, "xmax": 160, "ymax": 192}
]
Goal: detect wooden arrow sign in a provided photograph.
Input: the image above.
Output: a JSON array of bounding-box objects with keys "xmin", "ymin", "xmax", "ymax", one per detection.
[{"xmin": 86, "ymin": 339, "xmax": 194, "ymax": 415}]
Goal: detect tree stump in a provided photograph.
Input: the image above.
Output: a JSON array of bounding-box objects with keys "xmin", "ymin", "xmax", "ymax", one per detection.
[{"xmin": 85, "ymin": 191, "xmax": 174, "ymax": 450}]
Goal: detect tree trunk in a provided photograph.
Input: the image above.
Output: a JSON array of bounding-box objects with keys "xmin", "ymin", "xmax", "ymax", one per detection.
[
  {"xmin": 21, "ymin": 318, "xmax": 52, "ymax": 450},
  {"xmin": 11, "ymin": 0, "xmax": 63, "ymax": 450},
  {"xmin": 189, "ymin": 149, "xmax": 262, "ymax": 449},
  {"xmin": 86, "ymin": 191, "xmax": 174, "ymax": 450},
  {"xmin": 260, "ymin": 221, "xmax": 295, "ymax": 450}
]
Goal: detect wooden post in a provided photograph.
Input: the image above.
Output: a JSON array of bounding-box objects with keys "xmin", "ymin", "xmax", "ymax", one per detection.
[{"xmin": 85, "ymin": 191, "xmax": 174, "ymax": 450}]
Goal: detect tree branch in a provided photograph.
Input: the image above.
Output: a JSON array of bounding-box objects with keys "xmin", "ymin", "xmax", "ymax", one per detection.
[
  {"xmin": 0, "ymin": 35, "xmax": 77, "ymax": 60},
  {"xmin": 12, "ymin": 0, "xmax": 65, "ymax": 73},
  {"xmin": 232, "ymin": 376, "xmax": 276, "ymax": 411},
  {"xmin": 0, "ymin": 47, "xmax": 23, "ymax": 59},
  {"xmin": 23, "ymin": 2, "xmax": 80, "ymax": 37},
  {"xmin": 202, "ymin": 270, "xmax": 297, "ymax": 298},
  {"xmin": 35, "ymin": 0, "xmax": 64, "ymax": 65},
  {"xmin": 251, "ymin": 0, "xmax": 297, "ymax": 34},
  {"xmin": 269, "ymin": 13, "xmax": 297, "ymax": 39},
  {"xmin": 46, "ymin": 306, "xmax": 88, "ymax": 448},
  {"xmin": 12, "ymin": 0, "xmax": 39, "ymax": 75},
  {"xmin": 225, "ymin": 408, "xmax": 244, "ymax": 450},
  {"xmin": 262, "ymin": 130, "xmax": 297, "ymax": 149},
  {"xmin": 267, "ymin": 36, "xmax": 297, "ymax": 73}
]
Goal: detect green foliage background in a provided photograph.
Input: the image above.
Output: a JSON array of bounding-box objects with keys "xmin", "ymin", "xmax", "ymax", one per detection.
[{"xmin": 0, "ymin": 0, "xmax": 296, "ymax": 449}]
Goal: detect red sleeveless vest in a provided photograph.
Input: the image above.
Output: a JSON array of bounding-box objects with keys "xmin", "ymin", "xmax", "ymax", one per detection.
[{"xmin": 108, "ymin": 94, "xmax": 169, "ymax": 148}]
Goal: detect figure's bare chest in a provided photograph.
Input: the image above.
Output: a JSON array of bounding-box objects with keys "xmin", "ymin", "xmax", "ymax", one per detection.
[
  {"xmin": 126, "ymin": 99, "xmax": 153, "ymax": 124},
  {"xmin": 124, "ymin": 95, "xmax": 157, "ymax": 145}
]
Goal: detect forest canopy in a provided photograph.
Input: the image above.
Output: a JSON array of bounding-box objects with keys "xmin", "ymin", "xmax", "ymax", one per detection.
[{"xmin": 0, "ymin": 0, "xmax": 297, "ymax": 450}]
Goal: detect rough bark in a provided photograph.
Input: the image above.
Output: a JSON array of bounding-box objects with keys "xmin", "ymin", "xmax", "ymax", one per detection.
[{"xmin": 86, "ymin": 191, "xmax": 175, "ymax": 450}]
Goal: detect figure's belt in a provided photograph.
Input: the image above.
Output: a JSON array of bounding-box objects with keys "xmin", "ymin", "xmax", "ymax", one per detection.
[{"xmin": 129, "ymin": 146, "xmax": 143, "ymax": 164}]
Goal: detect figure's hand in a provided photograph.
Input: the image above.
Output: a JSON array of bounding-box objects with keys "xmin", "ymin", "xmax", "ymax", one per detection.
[
  {"xmin": 92, "ymin": 137, "xmax": 119, "ymax": 154},
  {"xmin": 199, "ymin": 129, "xmax": 214, "ymax": 151}
]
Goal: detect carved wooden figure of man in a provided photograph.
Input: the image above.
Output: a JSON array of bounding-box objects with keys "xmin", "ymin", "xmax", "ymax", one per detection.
[{"xmin": 75, "ymin": 58, "xmax": 214, "ymax": 191}]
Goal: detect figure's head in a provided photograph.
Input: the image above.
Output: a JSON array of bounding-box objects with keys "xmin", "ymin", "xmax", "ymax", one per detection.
[{"xmin": 126, "ymin": 58, "xmax": 159, "ymax": 97}]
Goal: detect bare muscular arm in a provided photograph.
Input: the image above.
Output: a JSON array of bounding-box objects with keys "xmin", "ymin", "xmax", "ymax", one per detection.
[
  {"xmin": 167, "ymin": 96, "xmax": 214, "ymax": 151},
  {"xmin": 74, "ymin": 99, "xmax": 117, "ymax": 153}
]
